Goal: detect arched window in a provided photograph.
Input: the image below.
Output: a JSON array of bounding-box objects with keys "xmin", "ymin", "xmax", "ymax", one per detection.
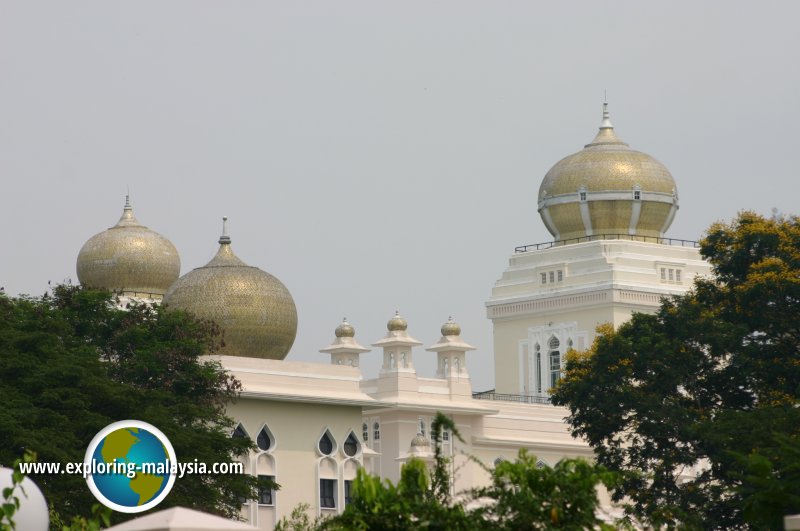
[
  {"xmin": 534, "ymin": 343, "xmax": 542, "ymax": 394},
  {"xmin": 256, "ymin": 426, "xmax": 273, "ymax": 451},
  {"xmin": 343, "ymin": 433, "xmax": 359, "ymax": 457},
  {"xmin": 232, "ymin": 423, "xmax": 248, "ymax": 439},
  {"xmin": 549, "ymin": 336, "xmax": 561, "ymax": 388},
  {"xmin": 373, "ymin": 421, "xmax": 380, "ymax": 441},
  {"xmin": 319, "ymin": 431, "xmax": 334, "ymax": 456},
  {"xmin": 362, "ymin": 423, "xmax": 369, "ymax": 443}
]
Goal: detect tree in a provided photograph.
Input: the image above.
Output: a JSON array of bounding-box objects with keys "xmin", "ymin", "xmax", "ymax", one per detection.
[
  {"xmin": 551, "ymin": 212, "xmax": 800, "ymax": 529},
  {"xmin": 472, "ymin": 450, "xmax": 620, "ymax": 530},
  {"xmin": 278, "ymin": 412, "xmax": 616, "ymax": 531},
  {"xmin": 0, "ymin": 285, "xmax": 263, "ymax": 527}
]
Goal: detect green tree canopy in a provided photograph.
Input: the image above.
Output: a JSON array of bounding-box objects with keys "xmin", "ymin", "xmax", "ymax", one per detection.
[
  {"xmin": 0, "ymin": 285, "xmax": 261, "ymax": 527},
  {"xmin": 289, "ymin": 412, "xmax": 617, "ymax": 531},
  {"xmin": 551, "ymin": 211, "xmax": 800, "ymax": 529}
]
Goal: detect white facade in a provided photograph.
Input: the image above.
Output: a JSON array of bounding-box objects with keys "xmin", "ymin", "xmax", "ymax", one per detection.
[
  {"xmin": 487, "ymin": 239, "xmax": 711, "ymax": 396},
  {"xmin": 222, "ymin": 236, "xmax": 709, "ymax": 529}
]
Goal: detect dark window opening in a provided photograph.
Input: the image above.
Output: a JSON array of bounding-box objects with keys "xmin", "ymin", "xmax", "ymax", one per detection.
[
  {"xmin": 258, "ymin": 475, "xmax": 275, "ymax": 505},
  {"xmin": 232, "ymin": 424, "xmax": 247, "ymax": 439},
  {"xmin": 257, "ymin": 427, "xmax": 272, "ymax": 451},
  {"xmin": 343, "ymin": 433, "xmax": 359, "ymax": 457},
  {"xmin": 319, "ymin": 432, "xmax": 334, "ymax": 455},
  {"xmin": 344, "ymin": 480, "xmax": 353, "ymax": 505},
  {"xmin": 320, "ymin": 479, "xmax": 336, "ymax": 509}
]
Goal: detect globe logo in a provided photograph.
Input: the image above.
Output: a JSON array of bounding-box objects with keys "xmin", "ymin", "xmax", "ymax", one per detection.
[{"xmin": 84, "ymin": 420, "xmax": 177, "ymax": 513}]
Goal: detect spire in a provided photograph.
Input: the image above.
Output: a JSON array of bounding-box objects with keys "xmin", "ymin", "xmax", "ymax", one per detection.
[
  {"xmin": 600, "ymin": 100, "xmax": 614, "ymax": 130},
  {"xmin": 116, "ymin": 193, "xmax": 140, "ymax": 226},
  {"xmin": 585, "ymin": 100, "xmax": 627, "ymax": 148},
  {"xmin": 219, "ymin": 216, "xmax": 231, "ymax": 245}
]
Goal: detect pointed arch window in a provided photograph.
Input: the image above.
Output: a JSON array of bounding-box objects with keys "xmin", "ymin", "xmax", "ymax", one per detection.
[
  {"xmin": 362, "ymin": 423, "xmax": 369, "ymax": 443},
  {"xmin": 319, "ymin": 431, "xmax": 334, "ymax": 456},
  {"xmin": 256, "ymin": 426, "xmax": 273, "ymax": 452},
  {"xmin": 373, "ymin": 421, "xmax": 380, "ymax": 441},
  {"xmin": 232, "ymin": 423, "xmax": 248, "ymax": 439},
  {"xmin": 343, "ymin": 432, "xmax": 360, "ymax": 457}
]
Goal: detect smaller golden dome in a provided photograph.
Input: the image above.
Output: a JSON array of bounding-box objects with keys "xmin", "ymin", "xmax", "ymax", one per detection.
[
  {"xmin": 335, "ymin": 318, "xmax": 355, "ymax": 338},
  {"xmin": 441, "ymin": 316, "xmax": 461, "ymax": 337},
  {"xmin": 76, "ymin": 196, "xmax": 180, "ymax": 297},
  {"xmin": 410, "ymin": 434, "xmax": 430, "ymax": 448},
  {"xmin": 387, "ymin": 311, "xmax": 408, "ymax": 332},
  {"xmin": 163, "ymin": 218, "xmax": 298, "ymax": 360}
]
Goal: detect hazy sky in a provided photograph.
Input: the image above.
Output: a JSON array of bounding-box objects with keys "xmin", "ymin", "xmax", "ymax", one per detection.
[{"xmin": 2, "ymin": 1, "xmax": 798, "ymax": 391}]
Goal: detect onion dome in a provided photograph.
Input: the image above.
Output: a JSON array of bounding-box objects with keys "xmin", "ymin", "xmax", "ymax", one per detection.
[
  {"xmin": 76, "ymin": 196, "xmax": 180, "ymax": 298},
  {"xmin": 410, "ymin": 434, "xmax": 430, "ymax": 449},
  {"xmin": 163, "ymin": 218, "xmax": 297, "ymax": 360},
  {"xmin": 335, "ymin": 318, "xmax": 356, "ymax": 338},
  {"xmin": 387, "ymin": 311, "xmax": 408, "ymax": 332},
  {"xmin": 441, "ymin": 316, "xmax": 461, "ymax": 337},
  {"xmin": 538, "ymin": 103, "xmax": 679, "ymax": 242}
]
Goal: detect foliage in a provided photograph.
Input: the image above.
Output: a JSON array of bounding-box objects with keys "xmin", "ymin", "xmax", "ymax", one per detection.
[
  {"xmin": 472, "ymin": 449, "xmax": 620, "ymax": 530},
  {"xmin": 0, "ymin": 285, "xmax": 260, "ymax": 527},
  {"xmin": 274, "ymin": 503, "xmax": 322, "ymax": 531},
  {"xmin": 49, "ymin": 503, "xmax": 112, "ymax": 531},
  {"xmin": 280, "ymin": 412, "xmax": 614, "ymax": 531},
  {"xmin": 551, "ymin": 211, "xmax": 800, "ymax": 529},
  {"xmin": 322, "ymin": 413, "xmax": 474, "ymax": 531},
  {"xmin": 1, "ymin": 450, "xmax": 36, "ymax": 531}
]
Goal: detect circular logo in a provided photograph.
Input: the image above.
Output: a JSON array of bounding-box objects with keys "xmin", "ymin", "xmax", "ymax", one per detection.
[{"xmin": 84, "ymin": 420, "xmax": 177, "ymax": 513}]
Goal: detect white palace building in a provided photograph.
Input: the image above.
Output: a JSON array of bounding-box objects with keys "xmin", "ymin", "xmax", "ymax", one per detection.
[{"xmin": 75, "ymin": 104, "xmax": 710, "ymax": 529}]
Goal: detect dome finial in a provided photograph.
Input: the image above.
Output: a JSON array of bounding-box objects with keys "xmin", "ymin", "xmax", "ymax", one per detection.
[
  {"xmin": 387, "ymin": 311, "xmax": 408, "ymax": 332},
  {"xmin": 335, "ymin": 317, "xmax": 355, "ymax": 338},
  {"xmin": 219, "ymin": 216, "xmax": 231, "ymax": 245},
  {"xmin": 117, "ymin": 193, "xmax": 138, "ymax": 225},
  {"xmin": 600, "ymin": 98, "xmax": 613, "ymax": 130},
  {"xmin": 441, "ymin": 316, "xmax": 461, "ymax": 337}
]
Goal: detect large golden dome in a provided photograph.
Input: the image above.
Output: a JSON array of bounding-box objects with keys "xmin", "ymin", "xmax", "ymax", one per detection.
[
  {"xmin": 163, "ymin": 219, "xmax": 298, "ymax": 360},
  {"xmin": 538, "ymin": 103, "xmax": 679, "ymax": 242},
  {"xmin": 76, "ymin": 197, "xmax": 180, "ymax": 298}
]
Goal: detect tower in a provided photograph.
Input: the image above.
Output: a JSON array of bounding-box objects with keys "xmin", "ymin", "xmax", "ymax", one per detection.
[
  {"xmin": 319, "ymin": 319, "xmax": 370, "ymax": 367},
  {"xmin": 486, "ymin": 104, "xmax": 711, "ymax": 397}
]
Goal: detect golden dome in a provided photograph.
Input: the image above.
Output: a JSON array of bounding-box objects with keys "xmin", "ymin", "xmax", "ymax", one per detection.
[
  {"xmin": 76, "ymin": 197, "xmax": 180, "ymax": 298},
  {"xmin": 440, "ymin": 316, "xmax": 461, "ymax": 337},
  {"xmin": 410, "ymin": 434, "xmax": 430, "ymax": 448},
  {"xmin": 387, "ymin": 311, "xmax": 408, "ymax": 332},
  {"xmin": 538, "ymin": 103, "xmax": 679, "ymax": 242},
  {"xmin": 335, "ymin": 318, "xmax": 355, "ymax": 338},
  {"xmin": 163, "ymin": 218, "xmax": 298, "ymax": 360}
]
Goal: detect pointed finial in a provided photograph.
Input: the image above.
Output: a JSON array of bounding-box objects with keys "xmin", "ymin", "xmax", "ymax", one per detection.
[
  {"xmin": 600, "ymin": 99, "xmax": 613, "ymax": 130},
  {"xmin": 219, "ymin": 216, "xmax": 231, "ymax": 245},
  {"xmin": 116, "ymin": 192, "xmax": 138, "ymax": 225}
]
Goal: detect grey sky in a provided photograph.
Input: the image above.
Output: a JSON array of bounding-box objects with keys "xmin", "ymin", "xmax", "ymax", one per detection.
[{"xmin": 2, "ymin": 1, "xmax": 798, "ymax": 391}]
